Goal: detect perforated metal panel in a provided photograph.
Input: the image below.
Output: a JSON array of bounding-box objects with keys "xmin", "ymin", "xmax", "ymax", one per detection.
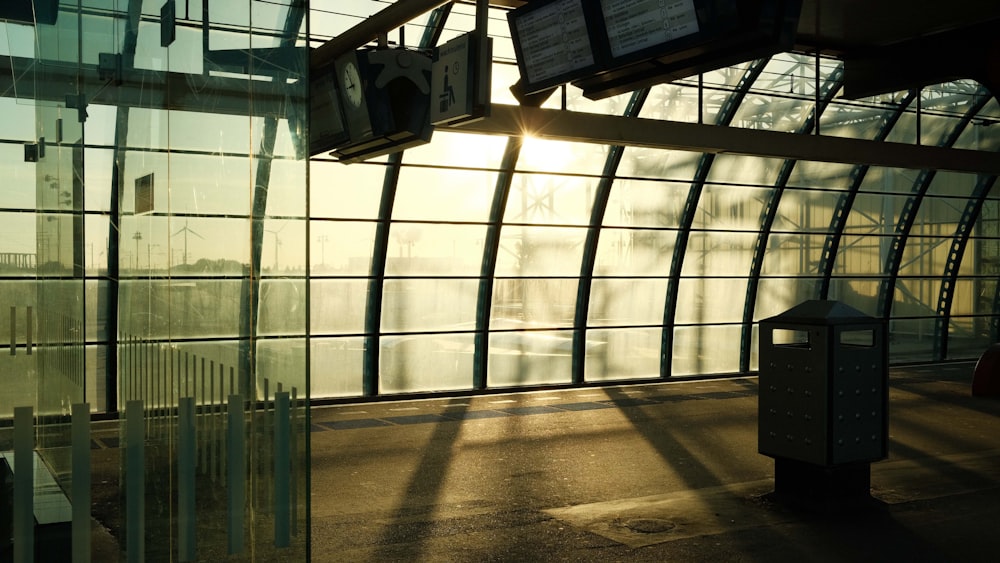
[{"xmin": 758, "ymin": 300, "xmax": 887, "ymax": 466}]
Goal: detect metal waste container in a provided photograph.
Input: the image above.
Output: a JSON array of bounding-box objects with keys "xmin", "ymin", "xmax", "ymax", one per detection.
[{"xmin": 758, "ymin": 300, "xmax": 887, "ymax": 499}]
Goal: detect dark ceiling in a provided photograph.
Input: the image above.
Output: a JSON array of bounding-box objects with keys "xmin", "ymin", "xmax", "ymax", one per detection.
[
  {"xmin": 330, "ymin": 0, "xmax": 1000, "ymax": 99},
  {"xmin": 795, "ymin": 0, "xmax": 1000, "ymax": 55},
  {"xmin": 793, "ymin": 0, "xmax": 1000, "ymax": 97}
]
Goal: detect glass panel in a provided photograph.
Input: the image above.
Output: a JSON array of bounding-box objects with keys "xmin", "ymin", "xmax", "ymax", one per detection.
[
  {"xmin": 846, "ymin": 192, "xmax": 907, "ymax": 230},
  {"xmin": 948, "ymin": 278, "xmax": 981, "ymax": 317},
  {"xmin": 504, "ymin": 173, "xmax": 597, "ymax": 226},
  {"xmin": 771, "ymin": 188, "xmax": 841, "ymax": 232},
  {"xmin": 120, "ymin": 216, "xmax": 250, "ymax": 275},
  {"xmin": 393, "ymin": 166, "xmax": 496, "ymax": 222},
  {"xmin": 618, "ymin": 147, "xmax": 701, "ymax": 180},
  {"xmin": 145, "ymin": 152, "xmax": 253, "ymax": 216},
  {"xmin": 887, "ymin": 318, "xmax": 935, "ymax": 362},
  {"xmin": 491, "ymin": 279, "xmax": 578, "ymax": 328},
  {"xmin": 676, "ymin": 278, "xmax": 748, "ymax": 324},
  {"xmin": 261, "ymin": 218, "xmax": 306, "ymax": 275},
  {"xmin": 84, "ymin": 279, "xmax": 108, "ymax": 342},
  {"xmin": 820, "ymin": 101, "xmax": 899, "ymax": 141},
  {"xmin": 259, "ymin": 279, "xmax": 306, "ymax": 336},
  {"xmin": 0, "ymin": 98, "xmax": 34, "ymax": 142},
  {"xmin": 312, "ymin": 336, "xmax": 364, "ymax": 398},
  {"xmin": 748, "ymin": 324, "xmax": 761, "ymax": 371},
  {"xmin": 84, "ymin": 214, "xmax": 109, "ymax": 276},
  {"xmin": 760, "ymin": 234, "xmax": 827, "ymax": 276},
  {"xmin": 927, "ymin": 171, "xmax": 978, "ymax": 197},
  {"xmin": 1, "ymin": 1, "xmax": 313, "ymax": 560},
  {"xmin": 517, "ymin": 138, "xmax": 608, "ymax": 175},
  {"xmin": 786, "ymin": 161, "xmax": 855, "ymax": 191},
  {"xmin": 593, "ymin": 228, "xmax": 677, "ymax": 276},
  {"xmin": 85, "ymin": 344, "xmax": 108, "ymax": 412},
  {"xmin": 488, "ymin": 329, "xmax": 574, "ymax": 387},
  {"xmin": 258, "ymin": 337, "xmax": 307, "ymax": 395},
  {"xmin": 584, "ymin": 327, "xmax": 660, "ymax": 381},
  {"xmin": 639, "ymin": 83, "xmax": 700, "ymax": 123},
  {"xmin": 384, "ymin": 223, "xmax": 486, "ymax": 276},
  {"xmin": 494, "ymin": 226, "xmax": 587, "ymax": 277},
  {"xmin": 310, "ymin": 220, "xmax": 376, "ymax": 275},
  {"xmin": 961, "ymin": 99, "xmax": 1000, "ymax": 152},
  {"xmin": 857, "ymin": 167, "xmax": 923, "ymax": 195},
  {"xmin": 380, "ymin": 333, "xmax": 474, "ymax": 393},
  {"xmin": 680, "ymin": 232, "xmax": 757, "ymax": 277},
  {"xmin": 311, "ymin": 160, "xmax": 385, "ymax": 219},
  {"xmin": 945, "ymin": 315, "xmax": 993, "ymax": 360},
  {"xmin": 892, "ymin": 278, "xmax": 938, "ymax": 318},
  {"xmin": 0, "ymin": 211, "xmax": 36, "ymax": 276},
  {"xmin": 0, "ymin": 279, "xmax": 37, "ymax": 418},
  {"xmin": 671, "ymin": 324, "xmax": 742, "ymax": 376},
  {"xmin": 120, "ymin": 279, "xmax": 242, "ymax": 339},
  {"xmin": 381, "ymin": 278, "xmax": 479, "ymax": 332},
  {"xmin": 897, "ymin": 236, "xmax": 950, "ymax": 278},
  {"xmin": 754, "ymin": 277, "xmax": 822, "ymax": 321},
  {"xmin": 692, "ymin": 183, "xmax": 768, "ymax": 229},
  {"xmin": 733, "ymin": 92, "xmax": 813, "ymax": 133},
  {"xmin": 83, "ymin": 149, "xmax": 113, "ymax": 212},
  {"xmin": 401, "ymin": 131, "xmax": 509, "ymax": 169},
  {"xmin": 705, "ymin": 155, "xmax": 783, "ymax": 186},
  {"xmin": 311, "ymin": 279, "xmax": 368, "ymax": 335},
  {"xmin": 588, "ymin": 278, "xmax": 667, "ymax": 326},
  {"xmin": 833, "ymin": 235, "xmax": 890, "ymax": 276},
  {"xmin": 827, "ymin": 278, "xmax": 881, "ymax": 316},
  {"xmin": 603, "ymin": 179, "xmax": 688, "ymax": 228}
]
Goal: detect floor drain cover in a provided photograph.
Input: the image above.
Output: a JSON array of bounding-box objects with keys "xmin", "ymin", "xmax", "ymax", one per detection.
[{"xmin": 621, "ymin": 518, "xmax": 675, "ymax": 534}]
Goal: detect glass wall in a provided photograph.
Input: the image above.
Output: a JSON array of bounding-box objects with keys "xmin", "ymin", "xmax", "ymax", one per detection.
[{"xmin": 2, "ymin": 1, "xmax": 309, "ymax": 560}]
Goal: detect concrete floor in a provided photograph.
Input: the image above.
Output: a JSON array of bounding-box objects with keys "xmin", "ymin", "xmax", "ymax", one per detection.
[{"xmin": 310, "ymin": 362, "xmax": 1000, "ymax": 562}]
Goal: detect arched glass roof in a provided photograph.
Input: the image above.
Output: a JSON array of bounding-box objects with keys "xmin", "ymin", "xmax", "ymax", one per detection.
[{"xmin": 307, "ymin": 1, "xmax": 1000, "ymax": 397}]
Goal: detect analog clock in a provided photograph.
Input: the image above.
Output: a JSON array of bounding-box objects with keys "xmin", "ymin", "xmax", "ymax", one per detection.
[{"xmin": 342, "ymin": 60, "xmax": 364, "ymax": 108}]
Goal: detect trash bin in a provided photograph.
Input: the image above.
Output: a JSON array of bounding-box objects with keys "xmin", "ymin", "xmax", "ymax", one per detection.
[{"xmin": 758, "ymin": 300, "xmax": 887, "ymax": 500}]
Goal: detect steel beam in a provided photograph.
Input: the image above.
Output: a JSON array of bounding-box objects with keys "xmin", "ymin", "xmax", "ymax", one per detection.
[
  {"xmin": 876, "ymin": 89, "xmax": 993, "ymax": 322},
  {"xmin": 473, "ymin": 138, "xmax": 522, "ymax": 389},
  {"xmin": 740, "ymin": 65, "xmax": 845, "ymax": 373},
  {"xmin": 659, "ymin": 58, "xmax": 770, "ymax": 378},
  {"xmin": 933, "ymin": 174, "xmax": 997, "ymax": 359},
  {"xmin": 572, "ymin": 88, "xmax": 649, "ymax": 384},
  {"xmin": 0, "ymin": 54, "xmax": 292, "ymax": 117},
  {"xmin": 446, "ymin": 103, "xmax": 1000, "ymax": 176},
  {"xmin": 817, "ymin": 89, "xmax": 918, "ymax": 298}
]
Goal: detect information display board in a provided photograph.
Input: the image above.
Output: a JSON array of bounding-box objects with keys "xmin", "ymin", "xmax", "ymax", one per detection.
[
  {"xmin": 601, "ymin": 0, "xmax": 699, "ymax": 58},
  {"xmin": 508, "ymin": 0, "xmax": 599, "ymax": 93},
  {"xmin": 508, "ymin": 0, "xmax": 802, "ymax": 99}
]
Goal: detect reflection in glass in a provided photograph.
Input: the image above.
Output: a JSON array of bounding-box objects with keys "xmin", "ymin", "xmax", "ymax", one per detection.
[
  {"xmin": 380, "ymin": 333, "xmax": 474, "ymax": 393},
  {"xmin": 382, "ymin": 278, "xmax": 479, "ymax": 333},
  {"xmin": 584, "ymin": 327, "xmax": 661, "ymax": 381},
  {"xmin": 488, "ymin": 329, "xmax": 575, "ymax": 387}
]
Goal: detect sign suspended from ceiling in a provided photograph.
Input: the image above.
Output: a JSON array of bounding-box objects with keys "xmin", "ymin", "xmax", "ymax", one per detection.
[{"xmin": 507, "ymin": 0, "xmax": 803, "ymax": 101}]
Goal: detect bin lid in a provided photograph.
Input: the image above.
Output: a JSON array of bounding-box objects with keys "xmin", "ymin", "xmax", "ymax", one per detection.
[{"xmin": 761, "ymin": 300, "xmax": 876, "ymax": 325}]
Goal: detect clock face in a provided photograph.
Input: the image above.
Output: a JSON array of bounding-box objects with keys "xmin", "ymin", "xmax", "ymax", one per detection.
[{"xmin": 342, "ymin": 61, "xmax": 364, "ymax": 108}]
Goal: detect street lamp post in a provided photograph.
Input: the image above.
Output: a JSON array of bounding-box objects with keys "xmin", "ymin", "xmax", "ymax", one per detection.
[{"xmin": 132, "ymin": 231, "xmax": 143, "ymax": 271}]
